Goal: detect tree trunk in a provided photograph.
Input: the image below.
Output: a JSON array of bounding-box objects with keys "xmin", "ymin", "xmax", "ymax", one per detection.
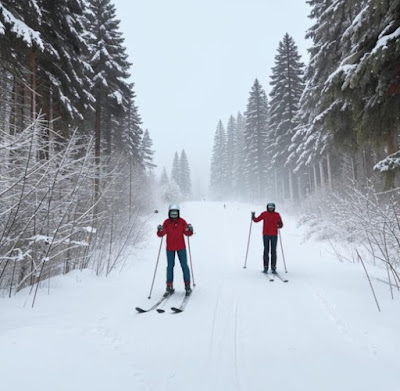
[
  {"xmin": 29, "ymin": 51, "xmax": 37, "ymax": 121},
  {"xmin": 383, "ymin": 131, "xmax": 398, "ymax": 190},
  {"xmin": 105, "ymin": 111, "xmax": 112, "ymax": 156},
  {"xmin": 297, "ymin": 175, "xmax": 302, "ymax": 199},
  {"xmin": 288, "ymin": 170, "xmax": 294, "ymax": 200},
  {"xmin": 94, "ymin": 95, "xmax": 102, "ymax": 203},
  {"xmin": 313, "ymin": 165, "xmax": 318, "ymax": 191},
  {"xmin": 327, "ymin": 153, "xmax": 332, "ymax": 189}
]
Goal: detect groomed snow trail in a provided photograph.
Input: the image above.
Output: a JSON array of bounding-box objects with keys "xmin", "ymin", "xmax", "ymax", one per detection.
[{"xmin": 1, "ymin": 201, "xmax": 400, "ymax": 391}]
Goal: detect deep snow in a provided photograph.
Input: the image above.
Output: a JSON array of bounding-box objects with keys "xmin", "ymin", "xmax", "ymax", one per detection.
[{"xmin": 1, "ymin": 201, "xmax": 400, "ymax": 391}]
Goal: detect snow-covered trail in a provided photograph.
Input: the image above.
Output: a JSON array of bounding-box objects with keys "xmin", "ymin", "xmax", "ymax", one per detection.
[{"xmin": 1, "ymin": 201, "xmax": 400, "ymax": 391}]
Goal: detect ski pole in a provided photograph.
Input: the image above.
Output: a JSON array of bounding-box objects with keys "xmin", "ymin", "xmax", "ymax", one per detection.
[
  {"xmin": 278, "ymin": 229, "xmax": 288, "ymax": 273},
  {"xmin": 187, "ymin": 236, "xmax": 196, "ymax": 287},
  {"xmin": 148, "ymin": 236, "xmax": 164, "ymax": 299},
  {"xmin": 243, "ymin": 216, "xmax": 253, "ymax": 268}
]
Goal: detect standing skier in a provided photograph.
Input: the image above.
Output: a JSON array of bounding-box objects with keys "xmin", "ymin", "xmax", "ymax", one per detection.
[
  {"xmin": 157, "ymin": 204, "xmax": 193, "ymax": 295},
  {"xmin": 251, "ymin": 202, "xmax": 283, "ymax": 274}
]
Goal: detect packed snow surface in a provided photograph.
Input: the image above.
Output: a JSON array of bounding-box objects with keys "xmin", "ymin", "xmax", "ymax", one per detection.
[{"xmin": 1, "ymin": 201, "xmax": 399, "ymax": 391}]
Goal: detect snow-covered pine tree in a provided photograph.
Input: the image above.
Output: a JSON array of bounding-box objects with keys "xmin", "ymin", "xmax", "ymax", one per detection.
[
  {"xmin": 86, "ymin": 0, "xmax": 132, "ymax": 156},
  {"xmin": 226, "ymin": 115, "xmax": 237, "ymax": 196},
  {"xmin": 179, "ymin": 149, "xmax": 192, "ymax": 199},
  {"xmin": 0, "ymin": 1, "xmax": 43, "ymax": 71},
  {"xmin": 244, "ymin": 79, "xmax": 269, "ymax": 200},
  {"xmin": 120, "ymin": 90, "xmax": 143, "ymax": 166},
  {"xmin": 37, "ymin": 0, "xmax": 94, "ymax": 124},
  {"xmin": 210, "ymin": 120, "xmax": 227, "ymax": 200},
  {"xmin": 290, "ymin": 0, "xmax": 364, "ymax": 194},
  {"xmin": 269, "ymin": 33, "xmax": 304, "ymax": 200},
  {"xmin": 160, "ymin": 167, "xmax": 169, "ymax": 186},
  {"xmin": 232, "ymin": 112, "xmax": 246, "ymax": 199},
  {"xmin": 334, "ymin": 0, "xmax": 400, "ymax": 190},
  {"xmin": 171, "ymin": 151, "xmax": 181, "ymax": 189},
  {"xmin": 141, "ymin": 129, "xmax": 156, "ymax": 172}
]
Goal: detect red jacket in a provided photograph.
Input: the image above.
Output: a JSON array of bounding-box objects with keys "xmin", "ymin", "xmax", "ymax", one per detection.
[
  {"xmin": 253, "ymin": 211, "xmax": 283, "ymax": 236},
  {"xmin": 157, "ymin": 217, "xmax": 193, "ymax": 251}
]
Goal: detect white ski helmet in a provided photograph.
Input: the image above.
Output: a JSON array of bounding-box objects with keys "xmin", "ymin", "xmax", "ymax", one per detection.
[{"xmin": 168, "ymin": 204, "xmax": 180, "ymax": 219}]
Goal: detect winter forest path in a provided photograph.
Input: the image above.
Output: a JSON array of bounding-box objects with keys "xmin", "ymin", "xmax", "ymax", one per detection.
[{"xmin": 1, "ymin": 202, "xmax": 400, "ymax": 391}]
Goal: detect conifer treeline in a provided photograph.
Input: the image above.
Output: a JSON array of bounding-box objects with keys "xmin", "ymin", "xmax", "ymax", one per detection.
[
  {"xmin": 160, "ymin": 150, "xmax": 192, "ymax": 202},
  {"xmin": 0, "ymin": 0, "xmax": 156, "ymax": 294},
  {"xmin": 210, "ymin": 0, "xmax": 400, "ymax": 201},
  {"xmin": 0, "ymin": 0, "xmax": 155, "ymax": 170}
]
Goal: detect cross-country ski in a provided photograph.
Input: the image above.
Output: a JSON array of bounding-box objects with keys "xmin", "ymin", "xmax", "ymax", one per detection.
[
  {"xmin": 135, "ymin": 292, "xmax": 173, "ymax": 313},
  {"xmin": 171, "ymin": 292, "xmax": 192, "ymax": 313}
]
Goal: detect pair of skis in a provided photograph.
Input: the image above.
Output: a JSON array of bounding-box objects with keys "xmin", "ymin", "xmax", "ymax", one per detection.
[
  {"xmin": 135, "ymin": 291, "xmax": 191, "ymax": 314},
  {"xmin": 263, "ymin": 271, "xmax": 288, "ymax": 283}
]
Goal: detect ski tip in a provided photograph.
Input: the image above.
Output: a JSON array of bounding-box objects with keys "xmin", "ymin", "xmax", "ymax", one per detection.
[
  {"xmin": 171, "ymin": 307, "xmax": 182, "ymax": 313},
  {"xmin": 135, "ymin": 307, "xmax": 146, "ymax": 313},
  {"xmin": 157, "ymin": 309, "xmax": 165, "ymax": 313}
]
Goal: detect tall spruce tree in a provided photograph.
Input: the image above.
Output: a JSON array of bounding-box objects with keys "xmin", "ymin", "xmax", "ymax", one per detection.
[
  {"xmin": 141, "ymin": 129, "xmax": 156, "ymax": 171},
  {"xmin": 332, "ymin": 0, "xmax": 400, "ymax": 189},
  {"xmin": 269, "ymin": 33, "xmax": 304, "ymax": 199},
  {"xmin": 86, "ymin": 0, "xmax": 132, "ymax": 156},
  {"xmin": 290, "ymin": 0, "xmax": 364, "ymax": 192},
  {"xmin": 38, "ymin": 0, "xmax": 94, "ymax": 123},
  {"xmin": 171, "ymin": 151, "xmax": 181, "ymax": 187},
  {"xmin": 233, "ymin": 112, "xmax": 246, "ymax": 199},
  {"xmin": 210, "ymin": 120, "xmax": 227, "ymax": 200},
  {"xmin": 244, "ymin": 79, "xmax": 269, "ymax": 199},
  {"xmin": 160, "ymin": 167, "xmax": 169, "ymax": 186},
  {"xmin": 120, "ymin": 91, "xmax": 143, "ymax": 165},
  {"xmin": 179, "ymin": 149, "xmax": 192, "ymax": 198},
  {"xmin": 0, "ymin": 1, "xmax": 43, "ymax": 71},
  {"xmin": 226, "ymin": 115, "xmax": 237, "ymax": 196}
]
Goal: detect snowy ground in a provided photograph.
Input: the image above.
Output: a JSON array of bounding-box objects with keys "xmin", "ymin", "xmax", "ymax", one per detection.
[{"xmin": 1, "ymin": 201, "xmax": 400, "ymax": 391}]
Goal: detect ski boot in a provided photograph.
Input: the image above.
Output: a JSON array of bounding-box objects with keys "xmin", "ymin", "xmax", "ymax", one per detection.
[
  {"xmin": 165, "ymin": 284, "xmax": 175, "ymax": 296},
  {"xmin": 262, "ymin": 267, "xmax": 268, "ymax": 274},
  {"xmin": 184, "ymin": 283, "xmax": 192, "ymax": 296},
  {"xmin": 271, "ymin": 268, "xmax": 277, "ymax": 275}
]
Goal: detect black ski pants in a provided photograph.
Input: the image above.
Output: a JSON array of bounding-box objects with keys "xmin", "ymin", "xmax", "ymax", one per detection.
[{"xmin": 263, "ymin": 235, "xmax": 278, "ymax": 270}]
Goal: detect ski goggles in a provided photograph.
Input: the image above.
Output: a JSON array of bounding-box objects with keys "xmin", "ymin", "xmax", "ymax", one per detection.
[{"xmin": 169, "ymin": 210, "xmax": 179, "ymax": 218}]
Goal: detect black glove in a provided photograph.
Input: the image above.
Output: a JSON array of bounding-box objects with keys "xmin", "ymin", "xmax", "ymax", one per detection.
[
  {"xmin": 157, "ymin": 224, "xmax": 163, "ymax": 232},
  {"xmin": 251, "ymin": 211, "xmax": 255, "ymax": 218},
  {"xmin": 187, "ymin": 224, "xmax": 193, "ymax": 232}
]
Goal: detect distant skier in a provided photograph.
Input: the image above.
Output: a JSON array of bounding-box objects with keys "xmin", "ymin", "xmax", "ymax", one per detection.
[
  {"xmin": 157, "ymin": 204, "xmax": 193, "ymax": 295},
  {"xmin": 251, "ymin": 202, "xmax": 283, "ymax": 274}
]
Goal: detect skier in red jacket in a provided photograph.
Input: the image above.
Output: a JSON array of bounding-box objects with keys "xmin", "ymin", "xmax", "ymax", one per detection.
[
  {"xmin": 252, "ymin": 202, "xmax": 283, "ymax": 274},
  {"xmin": 157, "ymin": 204, "xmax": 193, "ymax": 295}
]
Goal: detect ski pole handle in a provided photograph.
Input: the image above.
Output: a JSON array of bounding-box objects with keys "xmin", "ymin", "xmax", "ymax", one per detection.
[
  {"xmin": 243, "ymin": 217, "xmax": 253, "ymax": 268},
  {"xmin": 148, "ymin": 236, "xmax": 163, "ymax": 299}
]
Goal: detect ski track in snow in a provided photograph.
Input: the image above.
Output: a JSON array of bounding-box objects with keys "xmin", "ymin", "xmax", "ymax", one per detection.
[
  {"xmin": 208, "ymin": 287, "xmax": 242, "ymax": 391},
  {"xmin": 1, "ymin": 201, "xmax": 400, "ymax": 391}
]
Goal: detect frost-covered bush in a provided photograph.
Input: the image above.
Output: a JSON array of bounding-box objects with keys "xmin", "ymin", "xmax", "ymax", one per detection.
[
  {"xmin": 0, "ymin": 117, "xmax": 153, "ymax": 300},
  {"xmin": 299, "ymin": 183, "xmax": 400, "ymax": 275}
]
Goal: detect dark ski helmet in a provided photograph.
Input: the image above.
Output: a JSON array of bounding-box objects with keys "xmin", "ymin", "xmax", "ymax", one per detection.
[
  {"xmin": 266, "ymin": 202, "xmax": 276, "ymax": 212},
  {"xmin": 168, "ymin": 204, "xmax": 180, "ymax": 219}
]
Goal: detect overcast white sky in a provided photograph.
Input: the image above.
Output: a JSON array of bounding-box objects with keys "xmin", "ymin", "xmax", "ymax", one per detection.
[{"xmin": 112, "ymin": 0, "xmax": 312, "ymax": 196}]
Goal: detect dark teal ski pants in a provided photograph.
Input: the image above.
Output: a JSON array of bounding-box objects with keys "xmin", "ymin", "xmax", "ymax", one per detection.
[
  {"xmin": 166, "ymin": 249, "xmax": 190, "ymax": 284},
  {"xmin": 263, "ymin": 235, "xmax": 278, "ymax": 270}
]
